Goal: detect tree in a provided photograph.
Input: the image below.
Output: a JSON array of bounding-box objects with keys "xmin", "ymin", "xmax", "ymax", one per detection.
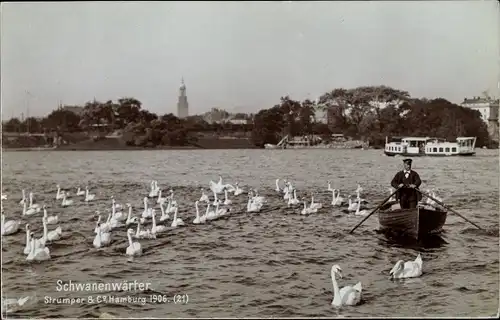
[
  {"xmin": 3, "ymin": 118, "xmax": 21, "ymax": 132},
  {"xmin": 44, "ymin": 109, "xmax": 82, "ymax": 131}
]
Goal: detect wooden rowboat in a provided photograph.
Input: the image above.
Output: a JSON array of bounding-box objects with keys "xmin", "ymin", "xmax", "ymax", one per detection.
[{"xmin": 378, "ymin": 201, "xmax": 447, "ymax": 239}]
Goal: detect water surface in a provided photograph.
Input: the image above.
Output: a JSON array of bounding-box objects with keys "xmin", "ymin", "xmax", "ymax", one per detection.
[{"xmin": 2, "ymin": 149, "xmax": 499, "ymax": 318}]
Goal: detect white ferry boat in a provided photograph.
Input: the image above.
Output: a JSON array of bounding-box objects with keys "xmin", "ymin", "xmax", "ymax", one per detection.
[{"xmin": 384, "ymin": 136, "xmax": 476, "ymax": 157}]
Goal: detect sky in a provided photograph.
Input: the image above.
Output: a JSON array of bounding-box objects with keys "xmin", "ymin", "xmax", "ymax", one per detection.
[{"xmin": 1, "ymin": 1, "xmax": 499, "ymax": 119}]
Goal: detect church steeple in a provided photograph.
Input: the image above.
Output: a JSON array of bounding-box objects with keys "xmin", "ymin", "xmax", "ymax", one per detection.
[{"xmin": 177, "ymin": 77, "xmax": 189, "ymax": 118}]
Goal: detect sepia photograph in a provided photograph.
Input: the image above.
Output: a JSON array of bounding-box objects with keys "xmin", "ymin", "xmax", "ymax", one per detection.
[{"xmin": 1, "ymin": 1, "xmax": 499, "ymax": 318}]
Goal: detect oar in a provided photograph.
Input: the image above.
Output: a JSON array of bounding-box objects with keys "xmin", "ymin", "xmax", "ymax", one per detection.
[
  {"xmin": 417, "ymin": 189, "xmax": 483, "ymax": 230},
  {"xmin": 348, "ymin": 188, "xmax": 400, "ymax": 234}
]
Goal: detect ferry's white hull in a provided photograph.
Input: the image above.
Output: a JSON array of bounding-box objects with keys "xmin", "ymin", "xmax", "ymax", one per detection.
[{"xmin": 384, "ymin": 150, "xmax": 475, "ymax": 157}]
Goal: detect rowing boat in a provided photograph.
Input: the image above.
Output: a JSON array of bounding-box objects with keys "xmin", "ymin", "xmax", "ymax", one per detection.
[{"xmin": 378, "ymin": 201, "xmax": 447, "ymax": 239}]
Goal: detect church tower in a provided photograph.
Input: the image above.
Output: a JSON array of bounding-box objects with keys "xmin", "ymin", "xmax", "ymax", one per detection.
[{"xmin": 177, "ymin": 77, "xmax": 189, "ymax": 118}]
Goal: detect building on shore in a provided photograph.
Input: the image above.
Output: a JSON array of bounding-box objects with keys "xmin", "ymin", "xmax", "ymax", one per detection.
[
  {"xmin": 177, "ymin": 78, "xmax": 189, "ymax": 119},
  {"xmin": 461, "ymin": 93, "xmax": 499, "ymax": 142}
]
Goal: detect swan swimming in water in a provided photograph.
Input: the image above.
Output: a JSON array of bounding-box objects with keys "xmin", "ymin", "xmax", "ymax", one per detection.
[
  {"xmin": 125, "ymin": 204, "xmax": 138, "ymax": 225},
  {"xmin": 141, "ymin": 197, "xmax": 152, "ymax": 219},
  {"xmin": 171, "ymin": 207, "xmax": 185, "ymax": 228},
  {"xmin": 76, "ymin": 187, "xmax": 86, "ymax": 196},
  {"xmin": 192, "ymin": 201, "xmax": 206, "ymax": 224},
  {"xmin": 331, "ymin": 189, "xmax": 345, "ymax": 206},
  {"xmin": 287, "ymin": 189, "xmax": 300, "ymax": 206},
  {"xmin": 55, "ymin": 185, "xmax": 68, "ymax": 200},
  {"xmin": 151, "ymin": 209, "xmax": 168, "ymax": 234},
  {"xmin": 309, "ymin": 195, "xmax": 323, "ymax": 210},
  {"xmin": 28, "ymin": 192, "xmax": 41, "ymax": 209},
  {"xmin": 354, "ymin": 198, "xmax": 369, "ymax": 216},
  {"xmin": 133, "ymin": 219, "xmax": 155, "ymax": 239},
  {"xmin": 23, "ymin": 224, "xmax": 44, "ymax": 254},
  {"xmin": 330, "ymin": 264, "xmax": 362, "ymax": 307},
  {"xmin": 42, "ymin": 216, "xmax": 62, "ymax": 242},
  {"xmin": 389, "ymin": 254, "xmax": 423, "ymax": 279},
  {"xmin": 300, "ymin": 200, "xmax": 317, "ymax": 215},
  {"xmin": 85, "ymin": 186, "xmax": 95, "ymax": 202},
  {"xmin": 327, "ymin": 180, "xmax": 334, "ymax": 192},
  {"xmin": 199, "ymin": 189, "xmax": 209, "ymax": 203},
  {"xmin": 233, "ymin": 183, "xmax": 244, "ymax": 196},
  {"xmin": 26, "ymin": 232, "xmax": 51, "ymax": 262},
  {"xmin": 93, "ymin": 222, "xmax": 111, "ymax": 248},
  {"xmin": 1, "ymin": 212, "xmax": 20, "ymax": 236},
  {"xmin": 22, "ymin": 200, "xmax": 40, "ymax": 216},
  {"xmin": 43, "ymin": 206, "xmax": 58, "ymax": 224},
  {"xmin": 126, "ymin": 229, "xmax": 142, "ymax": 257},
  {"xmin": 61, "ymin": 194, "xmax": 73, "ymax": 207}
]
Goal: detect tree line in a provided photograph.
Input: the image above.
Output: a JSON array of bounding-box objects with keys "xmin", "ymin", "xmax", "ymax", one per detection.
[
  {"xmin": 251, "ymin": 86, "xmax": 493, "ymax": 148},
  {"xmin": 2, "ymin": 86, "xmax": 495, "ymax": 148}
]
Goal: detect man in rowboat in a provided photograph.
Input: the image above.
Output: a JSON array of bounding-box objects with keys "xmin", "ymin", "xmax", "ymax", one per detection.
[{"xmin": 390, "ymin": 158, "xmax": 422, "ymax": 209}]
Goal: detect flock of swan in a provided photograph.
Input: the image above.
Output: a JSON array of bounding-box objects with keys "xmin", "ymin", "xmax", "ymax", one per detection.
[{"xmin": 1, "ymin": 177, "xmax": 434, "ymax": 308}]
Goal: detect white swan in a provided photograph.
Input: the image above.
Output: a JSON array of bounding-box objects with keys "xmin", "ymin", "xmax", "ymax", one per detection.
[
  {"xmin": 26, "ymin": 232, "xmax": 51, "ymax": 262},
  {"xmin": 275, "ymin": 179, "xmax": 281, "ymax": 192},
  {"xmin": 171, "ymin": 207, "xmax": 185, "ymax": 228},
  {"xmin": 215, "ymin": 201, "xmax": 230, "ymax": 217},
  {"xmin": 250, "ymin": 190, "xmax": 265, "ymax": 204},
  {"xmin": 23, "ymin": 201, "xmax": 40, "ymax": 216},
  {"xmin": 331, "ymin": 189, "xmax": 345, "ymax": 206},
  {"xmin": 94, "ymin": 213, "xmax": 111, "ymax": 234},
  {"xmin": 61, "ymin": 194, "xmax": 73, "ymax": 207},
  {"xmin": 151, "ymin": 209, "xmax": 168, "ymax": 234},
  {"xmin": 234, "ymin": 183, "xmax": 244, "ymax": 196},
  {"xmin": 209, "ymin": 176, "xmax": 225, "ymax": 194},
  {"xmin": 347, "ymin": 196, "xmax": 358, "ymax": 212},
  {"xmin": 287, "ymin": 189, "xmax": 300, "ymax": 206},
  {"xmin": 76, "ymin": 187, "xmax": 85, "ymax": 196},
  {"xmin": 133, "ymin": 219, "xmax": 155, "ymax": 239},
  {"xmin": 330, "ymin": 264, "xmax": 362, "ymax": 307},
  {"xmin": 126, "ymin": 229, "xmax": 142, "ymax": 257},
  {"xmin": 354, "ymin": 198, "xmax": 369, "ymax": 216},
  {"xmin": 1, "ymin": 212, "xmax": 20, "ymax": 236},
  {"xmin": 141, "ymin": 197, "xmax": 152, "ymax": 219},
  {"xmin": 125, "ymin": 204, "xmax": 138, "ymax": 225},
  {"xmin": 28, "ymin": 192, "xmax": 41, "ymax": 209},
  {"xmin": 93, "ymin": 223, "xmax": 111, "ymax": 248},
  {"xmin": 42, "ymin": 216, "xmax": 62, "ymax": 242},
  {"xmin": 148, "ymin": 180, "xmax": 159, "ymax": 198},
  {"xmin": 23, "ymin": 224, "xmax": 44, "ymax": 254},
  {"xmin": 355, "ymin": 190, "xmax": 368, "ymax": 204},
  {"xmin": 106, "ymin": 211, "xmax": 121, "ymax": 230},
  {"xmin": 310, "ymin": 195, "xmax": 323, "ymax": 210},
  {"xmin": 223, "ymin": 189, "xmax": 232, "ymax": 205},
  {"xmin": 246, "ymin": 197, "xmax": 262, "ymax": 213},
  {"xmin": 19, "ymin": 189, "xmax": 27, "ymax": 205},
  {"xmin": 327, "ymin": 180, "xmax": 334, "ymax": 192},
  {"xmin": 159, "ymin": 203, "xmax": 170, "ymax": 222},
  {"xmin": 282, "ymin": 180, "xmax": 290, "ymax": 195},
  {"xmin": 111, "ymin": 200, "xmax": 126, "ymax": 221},
  {"xmin": 199, "ymin": 189, "xmax": 209, "ymax": 202},
  {"xmin": 85, "ymin": 186, "xmax": 95, "ymax": 202},
  {"xmin": 283, "ymin": 188, "xmax": 291, "ymax": 201},
  {"xmin": 56, "ymin": 185, "xmax": 68, "ymax": 200},
  {"xmin": 204, "ymin": 203, "xmax": 219, "ymax": 220},
  {"xmin": 43, "ymin": 206, "xmax": 58, "ymax": 224},
  {"xmin": 389, "ymin": 254, "xmax": 423, "ymax": 279},
  {"xmin": 192, "ymin": 201, "xmax": 206, "ymax": 224},
  {"xmin": 155, "ymin": 189, "xmax": 165, "ymax": 205},
  {"xmin": 300, "ymin": 200, "xmax": 317, "ymax": 215}
]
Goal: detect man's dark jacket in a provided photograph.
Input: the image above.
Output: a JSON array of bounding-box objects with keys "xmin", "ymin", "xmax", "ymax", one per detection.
[{"xmin": 390, "ymin": 170, "xmax": 422, "ymax": 202}]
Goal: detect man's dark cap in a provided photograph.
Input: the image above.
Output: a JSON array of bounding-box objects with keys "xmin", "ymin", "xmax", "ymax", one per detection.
[{"xmin": 403, "ymin": 158, "xmax": 412, "ymax": 164}]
